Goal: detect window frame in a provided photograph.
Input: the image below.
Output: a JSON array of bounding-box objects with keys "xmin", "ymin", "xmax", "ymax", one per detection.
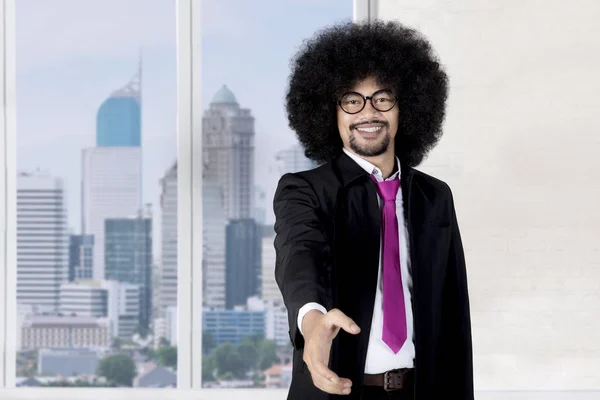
[{"xmin": 0, "ymin": 0, "xmax": 371, "ymax": 398}]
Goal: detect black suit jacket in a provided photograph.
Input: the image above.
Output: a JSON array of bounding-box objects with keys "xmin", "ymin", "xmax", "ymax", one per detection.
[{"xmin": 273, "ymin": 151, "xmax": 474, "ymax": 400}]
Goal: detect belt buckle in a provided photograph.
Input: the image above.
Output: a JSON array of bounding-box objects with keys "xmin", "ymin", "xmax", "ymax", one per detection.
[
  {"xmin": 383, "ymin": 370, "xmax": 403, "ymax": 392},
  {"xmin": 383, "ymin": 370, "xmax": 395, "ymax": 392}
]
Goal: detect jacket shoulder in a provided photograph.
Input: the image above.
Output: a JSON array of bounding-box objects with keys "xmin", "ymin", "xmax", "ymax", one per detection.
[
  {"xmin": 278, "ymin": 160, "xmax": 338, "ymax": 188},
  {"xmin": 411, "ymin": 167, "xmax": 455, "ymax": 205},
  {"xmin": 412, "ymin": 167, "xmax": 450, "ymax": 188},
  {"xmin": 274, "ymin": 162, "xmax": 339, "ymax": 215}
]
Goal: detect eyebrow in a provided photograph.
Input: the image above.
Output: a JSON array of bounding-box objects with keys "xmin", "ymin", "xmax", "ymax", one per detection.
[{"xmin": 348, "ymin": 88, "xmax": 391, "ymax": 95}]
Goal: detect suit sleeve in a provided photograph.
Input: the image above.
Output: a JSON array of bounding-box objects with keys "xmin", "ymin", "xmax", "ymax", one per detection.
[
  {"xmin": 273, "ymin": 173, "xmax": 330, "ymax": 350},
  {"xmin": 439, "ymin": 184, "xmax": 474, "ymax": 399}
]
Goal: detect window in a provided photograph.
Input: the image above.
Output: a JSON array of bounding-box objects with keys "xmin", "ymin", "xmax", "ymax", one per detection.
[
  {"xmin": 4, "ymin": 0, "xmax": 179, "ymax": 392},
  {"xmin": 199, "ymin": 0, "xmax": 352, "ymax": 392},
  {"xmin": 0, "ymin": 0, "xmax": 369, "ymax": 398}
]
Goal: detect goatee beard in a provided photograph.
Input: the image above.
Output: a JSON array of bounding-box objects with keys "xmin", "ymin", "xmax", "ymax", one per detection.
[{"xmin": 349, "ymin": 132, "xmax": 391, "ymax": 157}]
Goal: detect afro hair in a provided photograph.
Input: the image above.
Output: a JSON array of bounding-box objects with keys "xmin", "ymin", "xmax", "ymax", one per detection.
[{"xmin": 285, "ymin": 19, "xmax": 449, "ymax": 167}]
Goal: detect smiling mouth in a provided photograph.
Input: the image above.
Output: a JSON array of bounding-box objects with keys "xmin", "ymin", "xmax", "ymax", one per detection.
[
  {"xmin": 354, "ymin": 125, "xmax": 385, "ymax": 138},
  {"xmin": 355, "ymin": 126, "xmax": 383, "ymax": 133}
]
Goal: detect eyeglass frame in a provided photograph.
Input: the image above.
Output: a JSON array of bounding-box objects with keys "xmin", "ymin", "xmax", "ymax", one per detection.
[{"xmin": 336, "ymin": 89, "xmax": 398, "ymax": 114}]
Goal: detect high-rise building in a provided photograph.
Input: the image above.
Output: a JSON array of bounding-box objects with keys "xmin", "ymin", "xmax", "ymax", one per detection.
[
  {"xmin": 203, "ymin": 180, "xmax": 227, "ymax": 309},
  {"xmin": 17, "ymin": 173, "xmax": 69, "ymax": 313},
  {"xmin": 225, "ymin": 219, "xmax": 261, "ymax": 309},
  {"xmin": 159, "ymin": 163, "xmax": 177, "ymax": 314},
  {"xmin": 68, "ymin": 234, "xmax": 94, "ymax": 281},
  {"xmin": 275, "ymin": 143, "xmax": 317, "ymax": 174},
  {"xmin": 59, "ymin": 282, "xmax": 107, "ymax": 318},
  {"xmin": 261, "ymin": 225, "xmax": 281, "ymax": 304},
  {"xmin": 82, "ymin": 65, "xmax": 143, "ymax": 281},
  {"xmin": 58, "ymin": 279, "xmax": 140, "ymax": 340},
  {"xmin": 104, "ymin": 210, "xmax": 152, "ymax": 332},
  {"xmin": 81, "ymin": 148, "xmax": 142, "ymax": 281},
  {"xmin": 202, "ymin": 85, "xmax": 255, "ymax": 219},
  {"xmin": 114, "ymin": 282, "xmax": 142, "ymax": 339},
  {"xmin": 96, "ymin": 62, "xmax": 141, "ymax": 147}
]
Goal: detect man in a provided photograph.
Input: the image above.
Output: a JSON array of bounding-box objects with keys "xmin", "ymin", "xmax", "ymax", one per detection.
[{"xmin": 273, "ymin": 20, "xmax": 473, "ymax": 400}]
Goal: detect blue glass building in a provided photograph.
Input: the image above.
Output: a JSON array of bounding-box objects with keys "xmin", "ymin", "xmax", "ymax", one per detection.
[
  {"xmin": 104, "ymin": 215, "xmax": 152, "ymax": 331},
  {"xmin": 225, "ymin": 219, "xmax": 262, "ymax": 309},
  {"xmin": 96, "ymin": 96, "xmax": 141, "ymax": 147},
  {"xmin": 68, "ymin": 234, "xmax": 94, "ymax": 282},
  {"xmin": 202, "ymin": 309, "xmax": 265, "ymax": 352},
  {"xmin": 96, "ymin": 66, "xmax": 141, "ymax": 147}
]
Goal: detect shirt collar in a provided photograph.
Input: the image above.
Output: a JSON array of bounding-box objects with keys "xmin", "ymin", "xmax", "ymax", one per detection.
[{"xmin": 342, "ymin": 147, "xmax": 401, "ymax": 181}]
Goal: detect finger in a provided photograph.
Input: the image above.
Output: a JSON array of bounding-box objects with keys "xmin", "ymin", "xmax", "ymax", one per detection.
[
  {"xmin": 311, "ymin": 360, "xmax": 352, "ymax": 389},
  {"xmin": 311, "ymin": 359, "xmax": 339, "ymax": 382},
  {"xmin": 327, "ymin": 309, "xmax": 360, "ymax": 334},
  {"xmin": 313, "ymin": 375, "xmax": 352, "ymax": 395},
  {"xmin": 311, "ymin": 369, "xmax": 352, "ymax": 395}
]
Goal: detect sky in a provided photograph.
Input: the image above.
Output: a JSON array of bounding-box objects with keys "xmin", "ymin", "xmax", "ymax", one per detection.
[{"xmin": 16, "ymin": 0, "xmax": 352, "ymax": 255}]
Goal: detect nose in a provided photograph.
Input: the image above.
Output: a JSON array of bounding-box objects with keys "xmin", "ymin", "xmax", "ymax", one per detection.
[{"xmin": 359, "ymin": 99, "xmax": 380, "ymax": 118}]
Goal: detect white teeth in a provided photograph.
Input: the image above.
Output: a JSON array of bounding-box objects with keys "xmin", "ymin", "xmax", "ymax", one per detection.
[{"xmin": 356, "ymin": 126, "xmax": 382, "ymax": 133}]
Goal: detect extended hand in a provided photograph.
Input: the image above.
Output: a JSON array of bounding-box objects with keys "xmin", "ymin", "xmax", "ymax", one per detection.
[{"xmin": 302, "ymin": 308, "xmax": 361, "ymax": 395}]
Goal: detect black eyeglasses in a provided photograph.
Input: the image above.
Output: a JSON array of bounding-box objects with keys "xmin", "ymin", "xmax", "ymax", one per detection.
[{"xmin": 337, "ymin": 89, "xmax": 397, "ymax": 114}]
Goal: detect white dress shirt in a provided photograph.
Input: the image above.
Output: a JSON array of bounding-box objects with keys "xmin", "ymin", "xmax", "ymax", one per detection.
[{"xmin": 297, "ymin": 147, "xmax": 415, "ymax": 373}]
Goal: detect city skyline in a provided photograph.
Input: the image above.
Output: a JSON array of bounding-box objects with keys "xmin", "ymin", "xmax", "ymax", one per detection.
[
  {"xmin": 12, "ymin": 0, "xmax": 353, "ymax": 388},
  {"xmin": 17, "ymin": 0, "xmax": 352, "ymax": 239}
]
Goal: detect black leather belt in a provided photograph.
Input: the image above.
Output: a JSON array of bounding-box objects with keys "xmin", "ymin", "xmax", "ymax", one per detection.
[{"xmin": 363, "ymin": 368, "xmax": 414, "ymax": 391}]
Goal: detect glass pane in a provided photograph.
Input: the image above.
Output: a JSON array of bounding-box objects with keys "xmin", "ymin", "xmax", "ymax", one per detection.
[
  {"xmin": 15, "ymin": 0, "xmax": 178, "ymax": 388},
  {"xmin": 200, "ymin": 1, "xmax": 352, "ymax": 389}
]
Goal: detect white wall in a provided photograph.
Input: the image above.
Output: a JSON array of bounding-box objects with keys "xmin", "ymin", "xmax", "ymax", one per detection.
[{"xmin": 376, "ymin": 0, "xmax": 600, "ymax": 391}]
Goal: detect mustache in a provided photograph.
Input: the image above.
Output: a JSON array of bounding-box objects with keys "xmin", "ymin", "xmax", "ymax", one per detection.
[{"xmin": 349, "ymin": 120, "xmax": 388, "ymax": 130}]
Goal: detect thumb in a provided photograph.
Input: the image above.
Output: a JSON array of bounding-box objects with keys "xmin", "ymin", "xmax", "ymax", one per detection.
[{"xmin": 328, "ymin": 309, "xmax": 361, "ymax": 335}]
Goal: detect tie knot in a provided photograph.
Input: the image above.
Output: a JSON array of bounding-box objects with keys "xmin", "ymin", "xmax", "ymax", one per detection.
[{"xmin": 371, "ymin": 175, "xmax": 400, "ymax": 201}]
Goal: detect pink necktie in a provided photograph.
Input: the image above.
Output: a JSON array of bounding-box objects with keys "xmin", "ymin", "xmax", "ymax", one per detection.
[{"xmin": 371, "ymin": 174, "xmax": 407, "ymax": 354}]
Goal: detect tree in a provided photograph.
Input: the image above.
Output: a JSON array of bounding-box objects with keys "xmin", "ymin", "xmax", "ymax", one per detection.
[
  {"xmin": 221, "ymin": 372, "xmax": 234, "ymax": 381},
  {"xmin": 202, "ymin": 331, "xmax": 216, "ymax": 355},
  {"xmin": 158, "ymin": 337, "xmax": 170, "ymax": 347},
  {"xmin": 157, "ymin": 346, "xmax": 177, "ymax": 370},
  {"xmin": 252, "ymin": 371, "xmax": 265, "ymax": 387},
  {"xmin": 249, "ymin": 332, "xmax": 265, "ymax": 345},
  {"xmin": 212, "ymin": 343, "xmax": 245, "ymax": 379},
  {"xmin": 236, "ymin": 338, "xmax": 258, "ymax": 372},
  {"xmin": 258, "ymin": 340, "xmax": 277, "ymax": 370},
  {"xmin": 202, "ymin": 354, "xmax": 216, "ymax": 382},
  {"xmin": 96, "ymin": 354, "xmax": 137, "ymax": 387}
]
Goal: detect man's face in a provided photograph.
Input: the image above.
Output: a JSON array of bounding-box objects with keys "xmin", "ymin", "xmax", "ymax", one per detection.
[{"xmin": 336, "ymin": 76, "xmax": 399, "ymax": 158}]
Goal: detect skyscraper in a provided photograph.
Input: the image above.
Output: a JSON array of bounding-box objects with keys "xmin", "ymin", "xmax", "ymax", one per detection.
[
  {"xmin": 17, "ymin": 173, "xmax": 69, "ymax": 313},
  {"xmin": 159, "ymin": 163, "xmax": 178, "ymax": 314},
  {"xmin": 202, "ymin": 85, "xmax": 255, "ymax": 219},
  {"xmin": 81, "ymin": 64, "xmax": 143, "ymax": 280},
  {"xmin": 104, "ymin": 210, "xmax": 152, "ymax": 332},
  {"xmin": 59, "ymin": 279, "xmax": 140, "ymax": 340},
  {"xmin": 68, "ymin": 234, "xmax": 94, "ymax": 282},
  {"xmin": 96, "ymin": 62, "xmax": 142, "ymax": 147},
  {"xmin": 81, "ymin": 147, "xmax": 142, "ymax": 279},
  {"xmin": 225, "ymin": 219, "xmax": 262, "ymax": 309},
  {"xmin": 203, "ymin": 180, "xmax": 227, "ymax": 309}
]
